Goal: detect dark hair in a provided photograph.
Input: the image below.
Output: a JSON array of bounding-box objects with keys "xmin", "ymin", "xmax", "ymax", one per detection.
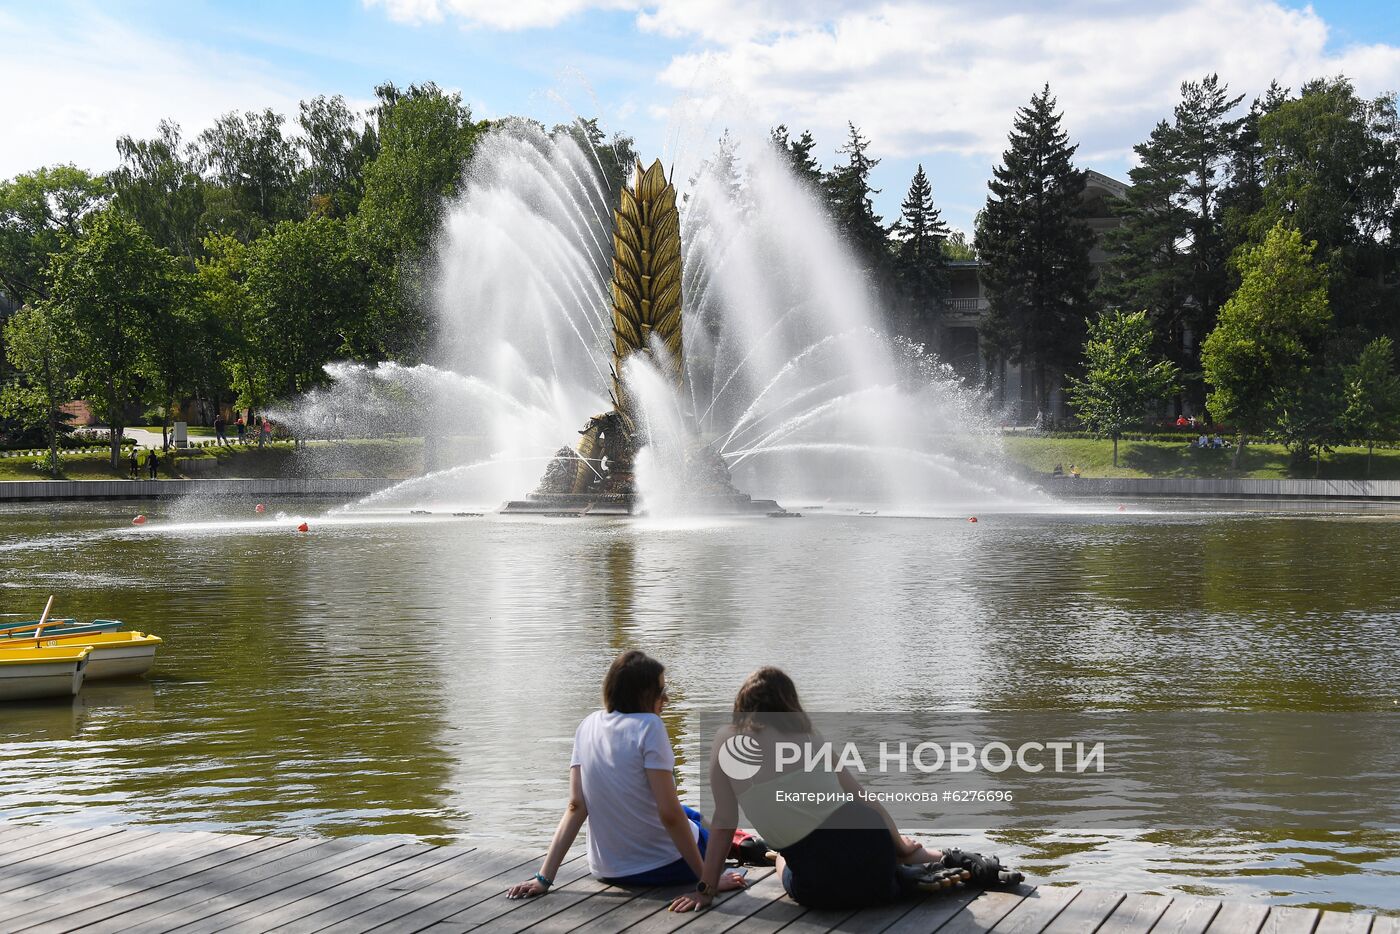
[
  {"xmin": 603, "ymin": 650, "xmax": 665, "ymax": 714},
  {"xmin": 732, "ymin": 666, "xmax": 812, "ymax": 733}
]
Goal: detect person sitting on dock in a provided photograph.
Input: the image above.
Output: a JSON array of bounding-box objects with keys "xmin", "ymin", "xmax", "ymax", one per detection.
[
  {"xmin": 669, "ymin": 667, "xmax": 1019, "ymax": 913},
  {"xmin": 505, "ymin": 650, "xmax": 748, "ymax": 901}
]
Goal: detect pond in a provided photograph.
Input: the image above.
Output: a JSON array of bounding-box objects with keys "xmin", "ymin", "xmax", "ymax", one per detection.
[{"xmin": 1, "ymin": 498, "xmax": 1397, "ymax": 912}]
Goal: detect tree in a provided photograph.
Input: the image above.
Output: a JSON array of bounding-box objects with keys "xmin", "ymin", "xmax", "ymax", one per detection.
[
  {"xmin": 196, "ymin": 234, "xmax": 269, "ymax": 416},
  {"xmin": 245, "ymin": 216, "xmax": 366, "ymax": 397},
  {"xmin": 552, "ymin": 117, "xmax": 636, "ymax": 197},
  {"xmin": 1339, "ymin": 336, "xmax": 1400, "ymax": 477},
  {"xmin": 1, "ymin": 301, "xmax": 72, "ymax": 475},
  {"xmin": 823, "ymin": 123, "xmax": 890, "ymax": 289},
  {"xmin": 975, "ymin": 85, "xmax": 1096, "ymax": 415},
  {"xmin": 196, "ymin": 108, "xmax": 303, "ymax": 233},
  {"xmin": 1251, "ymin": 79, "xmax": 1400, "ymax": 337},
  {"xmin": 0, "ymin": 165, "xmax": 108, "ymax": 306},
  {"xmin": 770, "ymin": 125, "xmax": 823, "ymax": 190},
  {"xmin": 1066, "ymin": 310, "xmax": 1180, "ymax": 466},
  {"xmin": 47, "ymin": 210, "xmax": 184, "ymax": 465},
  {"xmin": 298, "ymin": 95, "xmax": 379, "ymax": 219},
  {"xmin": 354, "ymin": 82, "xmax": 487, "ymax": 360},
  {"xmin": 890, "ymin": 164, "xmax": 950, "ymax": 347},
  {"xmin": 111, "ymin": 120, "xmax": 206, "ymax": 263},
  {"xmin": 1201, "ymin": 222, "xmax": 1332, "ymax": 466}
]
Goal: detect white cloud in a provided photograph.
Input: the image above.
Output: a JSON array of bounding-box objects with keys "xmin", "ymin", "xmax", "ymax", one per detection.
[
  {"xmin": 0, "ymin": 7, "xmax": 311, "ymax": 179},
  {"xmin": 368, "ymin": 0, "xmax": 1400, "ymax": 164}
]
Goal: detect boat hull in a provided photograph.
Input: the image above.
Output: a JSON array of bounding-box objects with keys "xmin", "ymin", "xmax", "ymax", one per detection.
[
  {"xmin": 0, "ymin": 650, "xmax": 90, "ymax": 701},
  {"xmin": 0, "ymin": 620, "xmax": 124, "ymax": 640},
  {"xmin": 36, "ymin": 633, "xmax": 161, "ymax": 681}
]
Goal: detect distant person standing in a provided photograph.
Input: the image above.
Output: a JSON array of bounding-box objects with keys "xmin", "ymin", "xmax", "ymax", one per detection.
[
  {"xmin": 260, "ymin": 418, "xmax": 272, "ymax": 447},
  {"xmin": 127, "ymin": 449, "xmax": 139, "ymax": 480},
  {"xmin": 145, "ymin": 449, "xmax": 159, "ymax": 480},
  {"xmin": 235, "ymin": 415, "xmax": 245, "ymax": 444},
  {"xmin": 214, "ymin": 413, "xmax": 227, "ymax": 446}
]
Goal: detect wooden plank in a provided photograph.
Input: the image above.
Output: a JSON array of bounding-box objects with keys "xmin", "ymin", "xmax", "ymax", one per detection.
[
  {"xmin": 353, "ymin": 846, "xmax": 543, "ymax": 932},
  {"xmin": 50, "ymin": 837, "xmax": 353, "ymax": 934},
  {"xmin": 560, "ymin": 883, "xmax": 692, "ymax": 932},
  {"xmin": 905, "ymin": 889, "xmax": 1029, "ymax": 934},
  {"xmin": 180, "ymin": 842, "xmax": 451, "ymax": 934},
  {"xmin": 991, "ymin": 886, "xmax": 1080, "ymax": 933},
  {"xmin": 665, "ymin": 869, "xmax": 797, "ymax": 934},
  {"xmin": 1204, "ymin": 900, "xmax": 1269, "ymax": 934},
  {"xmin": 136, "ymin": 838, "xmax": 410, "ymax": 934},
  {"xmin": 0, "ymin": 826, "xmax": 130, "ymax": 871},
  {"xmin": 1037, "ymin": 888, "xmax": 1123, "ymax": 934},
  {"xmin": 0, "ymin": 832, "xmax": 257, "ymax": 926},
  {"xmin": 1259, "ymin": 905, "xmax": 1322, "ymax": 934},
  {"xmin": 1312, "ymin": 911, "xmax": 1372, "ymax": 934},
  {"xmin": 879, "ymin": 891, "xmax": 981, "ymax": 934},
  {"xmin": 0, "ymin": 829, "xmax": 162, "ymax": 894},
  {"xmin": 0, "ymin": 824, "xmax": 83, "ymax": 851},
  {"xmin": 421, "ymin": 853, "xmax": 613, "ymax": 934},
  {"xmin": 507, "ymin": 879, "xmax": 661, "ymax": 934},
  {"xmin": 620, "ymin": 868, "xmax": 778, "ymax": 934},
  {"xmin": 0, "ymin": 829, "xmax": 198, "ymax": 900},
  {"xmin": 267, "ymin": 844, "xmax": 491, "ymax": 934},
  {"xmin": 1151, "ymin": 897, "xmax": 1223, "ymax": 934},
  {"xmin": 7, "ymin": 836, "xmax": 297, "ymax": 934},
  {"xmin": 1367, "ymin": 916, "xmax": 1397, "ymax": 934},
  {"xmin": 727, "ymin": 890, "xmax": 810, "ymax": 934},
  {"xmin": 1096, "ymin": 893, "xmax": 1173, "ymax": 934}
]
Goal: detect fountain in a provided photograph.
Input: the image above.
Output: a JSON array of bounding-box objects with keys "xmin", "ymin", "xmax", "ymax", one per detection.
[
  {"xmin": 500, "ymin": 158, "xmax": 785, "ymax": 517},
  {"xmin": 285, "ymin": 122, "xmax": 1035, "ymax": 516}
]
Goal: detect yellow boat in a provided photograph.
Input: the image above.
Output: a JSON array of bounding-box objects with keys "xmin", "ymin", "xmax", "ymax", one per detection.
[
  {"xmin": 22, "ymin": 632, "xmax": 162, "ymax": 681},
  {"xmin": 0, "ymin": 645, "xmax": 92, "ymax": 701}
]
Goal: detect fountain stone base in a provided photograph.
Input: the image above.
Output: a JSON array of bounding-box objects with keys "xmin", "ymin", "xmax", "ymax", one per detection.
[{"xmin": 500, "ymin": 491, "xmax": 788, "ymax": 517}]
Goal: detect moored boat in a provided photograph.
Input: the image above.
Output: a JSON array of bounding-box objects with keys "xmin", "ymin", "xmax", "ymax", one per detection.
[
  {"xmin": 35, "ymin": 631, "xmax": 161, "ymax": 680},
  {"xmin": 0, "ymin": 619, "xmax": 125, "ymax": 640},
  {"xmin": 0, "ymin": 645, "xmax": 92, "ymax": 701}
]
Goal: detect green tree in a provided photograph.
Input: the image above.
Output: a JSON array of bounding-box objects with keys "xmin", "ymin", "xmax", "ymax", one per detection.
[
  {"xmin": 245, "ymin": 216, "xmax": 366, "ymax": 397},
  {"xmin": 1066, "ymin": 309, "xmax": 1180, "ymax": 466},
  {"xmin": 111, "ymin": 120, "xmax": 206, "ymax": 263},
  {"xmin": 770, "ymin": 125, "xmax": 823, "ymax": 190},
  {"xmin": 299, "ymin": 95, "xmax": 379, "ymax": 219},
  {"xmin": 48, "ymin": 210, "xmax": 184, "ymax": 465},
  {"xmin": 355, "ymin": 82, "xmax": 487, "ymax": 360},
  {"xmin": 823, "ymin": 123, "xmax": 890, "ymax": 291},
  {"xmin": 196, "ymin": 108, "xmax": 304, "ymax": 233},
  {"xmin": 1339, "ymin": 336, "xmax": 1400, "ymax": 477},
  {"xmin": 1201, "ymin": 223, "xmax": 1332, "ymax": 466},
  {"xmin": 0, "ymin": 165, "xmax": 108, "ymax": 306},
  {"xmin": 1, "ymin": 301, "xmax": 73, "ymax": 474},
  {"xmin": 890, "ymin": 164, "xmax": 950, "ymax": 347},
  {"xmin": 196, "ymin": 234, "xmax": 269, "ymax": 415},
  {"xmin": 1251, "ymin": 79, "xmax": 1400, "ymax": 337},
  {"xmin": 975, "ymin": 84, "xmax": 1096, "ymax": 414}
]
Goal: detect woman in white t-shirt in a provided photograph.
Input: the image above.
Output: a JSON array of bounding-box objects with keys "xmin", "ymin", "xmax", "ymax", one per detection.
[{"xmin": 506, "ymin": 651, "xmax": 748, "ymax": 898}]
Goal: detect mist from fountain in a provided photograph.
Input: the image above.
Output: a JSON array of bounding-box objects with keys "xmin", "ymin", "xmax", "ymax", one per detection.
[{"xmin": 286, "ymin": 121, "xmax": 1043, "ymax": 515}]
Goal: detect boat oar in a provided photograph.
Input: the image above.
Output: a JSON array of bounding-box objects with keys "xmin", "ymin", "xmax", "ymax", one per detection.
[{"xmin": 33, "ymin": 595, "xmax": 55, "ymax": 642}]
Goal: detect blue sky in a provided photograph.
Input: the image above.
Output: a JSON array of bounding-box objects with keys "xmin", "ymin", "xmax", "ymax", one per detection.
[{"xmin": 3, "ymin": 0, "xmax": 1399, "ymax": 234}]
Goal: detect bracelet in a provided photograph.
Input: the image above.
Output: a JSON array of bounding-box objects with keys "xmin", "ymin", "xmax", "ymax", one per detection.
[{"xmin": 534, "ymin": 872, "xmax": 554, "ymax": 889}]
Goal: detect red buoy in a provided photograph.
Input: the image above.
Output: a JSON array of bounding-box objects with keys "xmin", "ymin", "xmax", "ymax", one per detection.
[
  {"xmin": 968, "ymin": 516, "xmax": 978, "ymax": 523},
  {"xmin": 1117, "ymin": 504, "xmax": 1127, "ymax": 512},
  {"xmin": 255, "ymin": 503, "xmax": 267, "ymax": 514},
  {"xmin": 297, "ymin": 522, "xmax": 309, "ymax": 533},
  {"xmin": 132, "ymin": 515, "xmax": 147, "ymax": 526}
]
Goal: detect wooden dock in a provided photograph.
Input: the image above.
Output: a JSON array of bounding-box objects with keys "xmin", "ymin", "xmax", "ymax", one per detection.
[{"xmin": 0, "ymin": 823, "xmax": 1390, "ymax": 933}]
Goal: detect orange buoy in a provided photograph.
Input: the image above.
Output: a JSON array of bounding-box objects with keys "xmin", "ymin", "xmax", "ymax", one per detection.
[
  {"xmin": 132, "ymin": 515, "xmax": 147, "ymax": 525},
  {"xmin": 255, "ymin": 503, "xmax": 266, "ymax": 514},
  {"xmin": 968, "ymin": 516, "xmax": 978, "ymax": 523},
  {"xmin": 297, "ymin": 522, "xmax": 309, "ymax": 533}
]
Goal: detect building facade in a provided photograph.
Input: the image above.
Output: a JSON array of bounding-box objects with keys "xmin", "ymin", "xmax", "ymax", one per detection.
[{"xmin": 941, "ymin": 170, "xmax": 1128, "ymax": 425}]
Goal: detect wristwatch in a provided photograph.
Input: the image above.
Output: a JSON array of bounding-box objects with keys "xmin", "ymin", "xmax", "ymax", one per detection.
[{"xmin": 695, "ymin": 880, "xmax": 713, "ymax": 896}]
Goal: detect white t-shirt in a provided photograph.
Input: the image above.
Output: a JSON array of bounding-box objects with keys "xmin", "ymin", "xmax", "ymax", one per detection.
[{"xmin": 571, "ymin": 710, "xmax": 683, "ymax": 878}]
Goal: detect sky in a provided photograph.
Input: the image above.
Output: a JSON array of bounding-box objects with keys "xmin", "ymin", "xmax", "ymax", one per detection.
[{"xmin": 2, "ymin": 0, "xmax": 1399, "ymax": 234}]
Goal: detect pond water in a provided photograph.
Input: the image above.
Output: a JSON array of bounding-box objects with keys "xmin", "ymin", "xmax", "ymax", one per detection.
[{"xmin": 1, "ymin": 498, "xmax": 1397, "ymax": 913}]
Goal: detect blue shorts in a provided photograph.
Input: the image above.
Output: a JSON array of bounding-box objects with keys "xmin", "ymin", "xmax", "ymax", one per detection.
[{"xmin": 600, "ymin": 806, "xmax": 709, "ymax": 886}]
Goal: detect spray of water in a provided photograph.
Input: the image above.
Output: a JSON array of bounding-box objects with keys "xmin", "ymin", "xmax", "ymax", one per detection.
[{"xmin": 281, "ymin": 121, "xmax": 1039, "ymax": 514}]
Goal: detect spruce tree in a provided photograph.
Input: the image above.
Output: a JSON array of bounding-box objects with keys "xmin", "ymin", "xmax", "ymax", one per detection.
[
  {"xmin": 974, "ymin": 85, "xmax": 1095, "ymax": 415},
  {"xmin": 770, "ymin": 125, "xmax": 823, "ymax": 190},
  {"xmin": 823, "ymin": 123, "xmax": 891, "ymax": 292},
  {"xmin": 890, "ymin": 164, "xmax": 950, "ymax": 347}
]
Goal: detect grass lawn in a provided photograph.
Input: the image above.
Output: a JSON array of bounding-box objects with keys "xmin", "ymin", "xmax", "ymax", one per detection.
[{"xmin": 1001, "ymin": 435, "xmax": 1400, "ymax": 480}]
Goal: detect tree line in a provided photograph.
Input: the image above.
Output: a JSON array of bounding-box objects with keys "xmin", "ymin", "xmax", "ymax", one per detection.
[{"xmin": 3, "ymin": 73, "xmax": 1398, "ymax": 475}]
